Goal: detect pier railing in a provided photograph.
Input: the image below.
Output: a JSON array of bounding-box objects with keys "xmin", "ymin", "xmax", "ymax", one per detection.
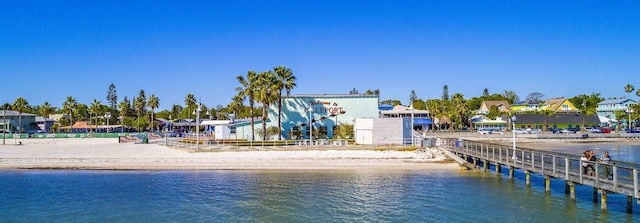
[{"xmin": 442, "ymin": 138, "xmax": 640, "ymax": 200}]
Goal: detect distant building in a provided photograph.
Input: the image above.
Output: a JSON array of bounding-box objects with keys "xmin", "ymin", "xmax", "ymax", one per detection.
[
  {"xmin": 597, "ymin": 98, "xmax": 636, "ymax": 122},
  {"xmin": 0, "ymin": 110, "xmax": 37, "ymax": 133},
  {"xmin": 513, "ymin": 113, "xmax": 600, "ymax": 130},
  {"xmin": 35, "ymin": 116, "xmax": 55, "ymax": 133},
  {"xmin": 478, "ymin": 101, "xmax": 510, "ymax": 115},
  {"xmin": 214, "ymin": 94, "xmax": 381, "ymax": 141},
  {"xmin": 379, "ymin": 105, "xmax": 432, "ymax": 131},
  {"xmin": 511, "ymin": 98, "xmax": 578, "ymax": 113},
  {"xmin": 470, "ymin": 115, "xmax": 507, "ymax": 129}
]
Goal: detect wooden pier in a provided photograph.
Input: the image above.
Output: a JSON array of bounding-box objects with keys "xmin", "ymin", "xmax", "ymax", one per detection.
[{"xmin": 442, "ymin": 138, "xmax": 640, "ymax": 213}]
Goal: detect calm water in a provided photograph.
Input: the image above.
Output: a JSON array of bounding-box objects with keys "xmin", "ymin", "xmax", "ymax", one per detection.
[{"xmin": 2, "ymin": 144, "xmax": 640, "ymax": 222}]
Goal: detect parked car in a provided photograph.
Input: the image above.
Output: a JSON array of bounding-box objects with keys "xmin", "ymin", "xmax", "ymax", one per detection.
[
  {"xmin": 526, "ymin": 128, "xmax": 542, "ymax": 134},
  {"xmin": 627, "ymin": 127, "xmax": 640, "ymax": 133},
  {"xmin": 513, "ymin": 129, "xmax": 529, "ymax": 134},
  {"xmin": 599, "ymin": 127, "xmax": 611, "ymax": 133},
  {"xmin": 559, "ymin": 128, "xmax": 577, "ymax": 134},
  {"xmin": 585, "ymin": 127, "xmax": 602, "ymax": 133}
]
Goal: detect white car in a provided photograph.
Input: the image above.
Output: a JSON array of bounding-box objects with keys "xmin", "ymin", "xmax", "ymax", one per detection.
[
  {"xmin": 477, "ymin": 128, "xmax": 493, "ymax": 134},
  {"xmin": 526, "ymin": 128, "xmax": 542, "ymax": 134},
  {"xmin": 513, "ymin": 129, "xmax": 529, "ymax": 134},
  {"xmin": 585, "ymin": 127, "xmax": 602, "ymax": 133}
]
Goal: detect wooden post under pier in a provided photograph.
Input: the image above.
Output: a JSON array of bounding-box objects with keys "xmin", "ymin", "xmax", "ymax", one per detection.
[
  {"xmin": 545, "ymin": 175, "xmax": 550, "ymax": 192},
  {"xmin": 484, "ymin": 160, "xmax": 489, "ymax": 171},
  {"xmin": 509, "ymin": 166, "xmax": 514, "ymax": 179},
  {"xmin": 593, "ymin": 188, "xmax": 598, "ymax": 203},
  {"xmin": 525, "ymin": 170, "xmax": 531, "ymax": 186},
  {"xmin": 627, "ymin": 196, "xmax": 633, "ymax": 214},
  {"xmin": 496, "ymin": 164, "xmax": 502, "ymax": 174},
  {"xmin": 601, "ymin": 189, "xmax": 607, "ymax": 211}
]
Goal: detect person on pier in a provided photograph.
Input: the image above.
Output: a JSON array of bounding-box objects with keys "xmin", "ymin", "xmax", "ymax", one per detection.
[{"xmin": 600, "ymin": 151, "xmax": 612, "ymax": 180}]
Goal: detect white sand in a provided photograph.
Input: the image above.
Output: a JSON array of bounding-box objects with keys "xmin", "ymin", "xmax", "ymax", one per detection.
[{"xmin": 0, "ymin": 138, "xmax": 459, "ymax": 170}]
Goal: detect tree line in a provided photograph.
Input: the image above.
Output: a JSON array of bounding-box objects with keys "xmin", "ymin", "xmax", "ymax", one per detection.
[{"xmin": 4, "ymin": 69, "xmax": 640, "ymax": 134}]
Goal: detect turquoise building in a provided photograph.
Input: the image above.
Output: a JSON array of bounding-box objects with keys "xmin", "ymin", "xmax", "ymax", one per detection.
[{"xmin": 233, "ymin": 94, "xmax": 379, "ymax": 140}]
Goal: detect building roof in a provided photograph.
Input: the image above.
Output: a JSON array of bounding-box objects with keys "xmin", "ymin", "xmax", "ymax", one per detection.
[
  {"xmin": 0, "ymin": 110, "xmax": 37, "ymax": 117},
  {"xmin": 599, "ymin": 98, "xmax": 636, "ymax": 105},
  {"xmin": 481, "ymin": 101, "xmax": 510, "ymax": 111},
  {"xmin": 544, "ymin": 98, "xmax": 568, "ymax": 111},
  {"xmin": 288, "ymin": 94, "xmax": 378, "ymax": 98}
]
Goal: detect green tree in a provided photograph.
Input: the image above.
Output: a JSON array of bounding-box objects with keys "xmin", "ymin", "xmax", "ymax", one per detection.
[
  {"xmin": 119, "ymin": 97, "xmax": 131, "ymax": 127},
  {"xmin": 380, "ymin": 99, "xmax": 401, "ymax": 106},
  {"xmin": 442, "ymin": 85, "xmax": 449, "ymax": 101},
  {"xmin": 236, "ymin": 71, "xmax": 258, "ymax": 141},
  {"xmin": 133, "ymin": 90, "xmax": 147, "ymax": 131},
  {"xmin": 170, "ymin": 104, "xmax": 183, "ymax": 121},
  {"xmin": 450, "ymin": 93, "xmax": 468, "ymax": 131},
  {"xmin": 542, "ymin": 109, "xmax": 554, "ymax": 131},
  {"xmin": 364, "ymin": 89, "xmax": 380, "ymax": 95},
  {"xmin": 184, "ymin": 93, "xmax": 196, "ymax": 118},
  {"xmin": 273, "ymin": 65, "xmax": 297, "ymax": 140},
  {"xmin": 228, "ymin": 94, "xmax": 244, "ymax": 119},
  {"xmin": 569, "ymin": 93, "xmax": 604, "ymax": 129},
  {"xmin": 426, "ymin": 99, "xmax": 444, "ymax": 131},
  {"xmin": 624, "ymin": 84, "xmax": 635, "ymax": 96},
  {"xmin": 409, "ymin": 90, "xmax": 418, "ymax": 105},
  {"xmin": 255, "ymin": 71, "xmax": 279, "ymax": 140},
  {"xmin": 147, "ymin": 94, "xmax": 160, "ymax": 131},
  {"xmin": 89, "ymin": 99, "xmax": 104, "ymax": 130},
  {"xmin": 12, "ymin": 97, "xmax": 29, "ymax": 133},
  {"xmin": 39, "ymin": 101, "xmax": 56, "ymax": 118},
  {"xmin": 107, "ymin": 83, "xmax": 118, "ymax": 110},
  {"xmin": 502, "ymin": 90, "xmax": 519, "ymax": 104},
  {"xmin": 62, "ymin": 96, "xmax": 78, "ymax": 132}
]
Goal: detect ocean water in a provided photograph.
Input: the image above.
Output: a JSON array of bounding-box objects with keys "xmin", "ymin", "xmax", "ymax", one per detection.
[{"xmin": 1, "ymin": 144, "xmax": 640, "ymax": 222}]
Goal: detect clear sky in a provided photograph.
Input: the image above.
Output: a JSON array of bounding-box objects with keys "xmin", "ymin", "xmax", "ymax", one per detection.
[{"xmin": 2, "ymin": 0, "xmax": 639, "ymax": 110}]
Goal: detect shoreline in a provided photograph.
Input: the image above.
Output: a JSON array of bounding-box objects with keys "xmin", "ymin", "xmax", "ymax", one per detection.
[{"xmin": 0, "ymin": 138, "xmax": 460, "ymax": 171}]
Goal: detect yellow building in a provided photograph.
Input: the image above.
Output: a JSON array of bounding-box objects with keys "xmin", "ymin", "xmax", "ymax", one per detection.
[{"xmin": 511, "ymin": 98, "xmax": 578, "ymax": 113}]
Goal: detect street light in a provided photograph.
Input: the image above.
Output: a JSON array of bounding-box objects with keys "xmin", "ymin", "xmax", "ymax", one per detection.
[
  {"xmin": 105, "ymin": 112, "xmax": 111, "ymax": 133},
  {"xmin": 409, "ymin": 103, "xmax": 414, "ymax": 145},
  {"xmin": 195, "ymin": 104, "xmax": 201, "ymax": 150},
  {"xmin": 2, "ymin": 106, "xmax": 6, "ymax": 145},
  {"xmin": 627, "ymin": 107, "xmax": 634, "ymax": 130},
  {"xmin": 308, "ymin": 106, "xmax": 313, "ymax": 149},
  {"xmin": 511, "ymin": 115, "xmax": 517, "ymax": 160}
]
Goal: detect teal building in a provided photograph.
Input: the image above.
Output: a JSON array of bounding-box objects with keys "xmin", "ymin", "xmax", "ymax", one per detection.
[{"xmin": 235, "ymin": 94, "xmax": 379, "ymax": 140}]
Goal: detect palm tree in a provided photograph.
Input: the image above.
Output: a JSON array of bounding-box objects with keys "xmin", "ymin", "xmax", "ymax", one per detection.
[
  {"xmin": 228, "ymin": 94, "xmax": 244, "ymax": 119},
  {"xmin": 542, "ymin": 109, "xmax": 554, "ymax": 131},
  {"xmin": 133, "ymin": 97, "xmax": 146, "ymax": 131},
  {"xmin": 89, "ymin": 99, "xmax": 103, "ymax": 132},
  {"xmin": 451, "ymin": 93, "xmax": 468, "ymax": 131},
  {"xmin": 273, "ymin": 66, "xmax": 297, "ymax": 140},
  {"xmin": 236, "ymin": 71, "xmax": 258, "ymax": 141},
  {"xmin": 147, "ymin": 94, "xmax": 160, "ymax": 131},
  {"xmin": 255, "ymin": 71, "xmax": 279, "ymax": 140},
  {"xmin": 184, "ymin": 93, "xmax": 196, "ymax": 119},
  {"xmin": 170, "ymin": 104, "xmax": 183, "ymax": 121},
  {"xmin": 425, "ymin": 99, "xmax": 442, "ymax": 131},
  {"xmin": 39, "ymin": 102, "xmax": 55, "ymax": 118},
  {"xmin": 62, "ymin": 96, "xmax": 78, "ymax": 132},
  {"xmin": 625, "ymin": 84, "xmax": 635, "ymax": 96},
  {"xmin": 119, "ymin": 97, "xmax": 131, "ymax": 128},
  {"xmin": 11, "ymin": 97, "xmax": 29, "ymax": 133}
]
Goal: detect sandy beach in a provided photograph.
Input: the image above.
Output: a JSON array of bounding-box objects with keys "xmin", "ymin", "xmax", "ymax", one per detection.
[{"xmin": 0, "ymin": 138, "xmax": 459, "ymax": 171}]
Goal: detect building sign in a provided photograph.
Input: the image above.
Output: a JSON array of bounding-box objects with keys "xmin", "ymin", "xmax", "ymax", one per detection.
[{"xmin": 310, "ymin": 101, "xmax": 346, "ymax": 116}]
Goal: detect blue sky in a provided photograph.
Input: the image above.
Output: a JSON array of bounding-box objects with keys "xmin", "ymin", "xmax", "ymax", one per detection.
[{"xmin": 2, "ymin": 0, "xmax": 639, "ymax": 110}]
